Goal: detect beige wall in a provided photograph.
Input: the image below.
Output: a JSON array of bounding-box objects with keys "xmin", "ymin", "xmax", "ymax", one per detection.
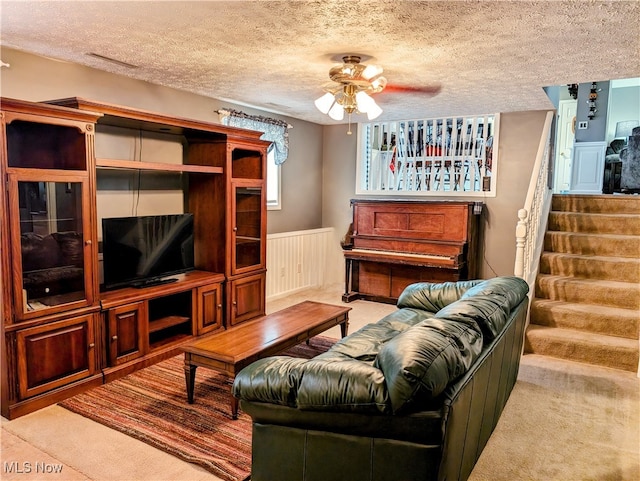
[
  {"xmin": 321, "ymin": 111, "xmax": 550, "ymax": 281},
  {"xmin": 0, "ymin": 47, "xmax": 323, "ymax": 234}
]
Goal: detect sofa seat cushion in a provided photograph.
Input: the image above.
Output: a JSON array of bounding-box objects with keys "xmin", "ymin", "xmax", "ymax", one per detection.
[
  {"xmin": 374, "ymin": 317, "xmax": 483, "ymax": 414},
  {"xmin": 321, "ymin": 308, "xmax": 434, "ymax": 363}
]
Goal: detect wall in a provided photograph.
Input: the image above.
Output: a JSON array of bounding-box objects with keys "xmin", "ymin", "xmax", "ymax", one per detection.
[
  {"xmin": 0, "ymin": 47, "xmax": 323, "ymax": 234},
  {"xmin": 322, "ymin": 111, "xmax": 549, "ymax": 282},
  {"xmin": 575, "ymin": 80, "xmax": 610, "ymax": 143}
]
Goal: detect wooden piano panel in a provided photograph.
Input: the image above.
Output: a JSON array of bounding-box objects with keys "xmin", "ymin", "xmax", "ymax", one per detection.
[
  {"xmin": 355, "ymin": 202, "xmax": 469, "ymax": 242},
  {"xmin": 358, "ymin": 263, "xmax": 391, "ymax": 298}
]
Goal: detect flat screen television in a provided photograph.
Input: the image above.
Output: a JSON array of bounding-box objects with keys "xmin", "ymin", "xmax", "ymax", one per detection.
[{"xmin": 102, "ymin": 214, "xmax": 195, "ymax": 290}]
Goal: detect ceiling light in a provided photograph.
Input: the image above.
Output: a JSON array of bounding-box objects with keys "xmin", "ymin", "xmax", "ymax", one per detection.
[
  {"xmin": 314, "ymin": 92, "xmax": 335, "ymax": 114},
  {"xmin": 314, "ymin": 55, "xmax": 387, "ymax": 133},
  {"xmin": 366, "ymin": 102, "xmax": 383, "ymax": 120},
  {"xmin": 328, "ymin": 102, "xmax": 345, "ymax": 121}
]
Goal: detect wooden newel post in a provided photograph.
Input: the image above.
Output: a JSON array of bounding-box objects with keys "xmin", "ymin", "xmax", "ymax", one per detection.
[{"xmin": 514, "ymin": 208, "xmax": 528, "ymax": 278}]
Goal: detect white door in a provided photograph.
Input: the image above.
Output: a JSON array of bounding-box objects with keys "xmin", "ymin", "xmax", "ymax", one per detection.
[{"xmin": 554, "ymin": 99, "xmax": 577, "ymax": 193}]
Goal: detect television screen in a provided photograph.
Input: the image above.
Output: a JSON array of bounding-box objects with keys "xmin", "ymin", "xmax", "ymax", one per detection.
[{"xmin": 102, "ymin": 214, "xmax": 195, "ymax": 289}]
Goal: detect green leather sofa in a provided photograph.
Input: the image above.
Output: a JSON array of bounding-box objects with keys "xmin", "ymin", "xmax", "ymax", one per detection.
[{"xmin": 233, "ymin": 276, "xmax": 530, "ymax": 481}]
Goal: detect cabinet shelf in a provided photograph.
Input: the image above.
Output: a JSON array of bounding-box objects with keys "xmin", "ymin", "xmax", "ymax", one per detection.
[
  {"xmin": 148, "ymin": 315, "xmax": 190, "ymax": 333},
  {"xmin": 149, "ymin": 333, "xmax": 191, "ymax": 350},
  {"xmin": 236, "ymin": 236, "xmax": 261, "ymax": 243},
  {"xmin": 96, "ymin": 158, "xmax": 223, "ymax": 174}
]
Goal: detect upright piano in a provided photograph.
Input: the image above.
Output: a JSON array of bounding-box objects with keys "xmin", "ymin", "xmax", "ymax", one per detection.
[{"xmin": 342, "ymin": 199, "xmax": 482, "ymax": 303}]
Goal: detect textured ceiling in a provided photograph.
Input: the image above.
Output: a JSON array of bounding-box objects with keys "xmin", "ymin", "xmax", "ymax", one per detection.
[{"xmin": 1, "ymin": 1, "xmax": 639, "ymax": 124}]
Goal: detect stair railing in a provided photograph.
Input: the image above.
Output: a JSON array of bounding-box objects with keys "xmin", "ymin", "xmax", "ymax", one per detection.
[{"xmin": 514, "ymin": 111, "xmax": 555, "ymax": 290}]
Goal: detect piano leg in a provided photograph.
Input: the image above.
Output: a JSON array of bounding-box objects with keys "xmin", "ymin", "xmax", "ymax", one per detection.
[{"xmin": 342, "ymin": 258, "xmax": 361, "ymax": 303}]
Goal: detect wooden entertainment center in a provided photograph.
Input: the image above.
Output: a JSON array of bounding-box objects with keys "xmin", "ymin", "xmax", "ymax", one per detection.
[{"xmin": 0, "ymin": 97, "xmax": 270, "ymax": 418}]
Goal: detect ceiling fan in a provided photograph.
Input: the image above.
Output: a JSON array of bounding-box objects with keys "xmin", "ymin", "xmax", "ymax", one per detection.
[{"xmin": 314, "ymin": 55, "xmax": 441, "ymax": 133}]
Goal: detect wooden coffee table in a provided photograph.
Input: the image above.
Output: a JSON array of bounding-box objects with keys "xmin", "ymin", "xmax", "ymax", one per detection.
[{"xmin": 182, "ymin": 300, "xmax": 351, "ymax": 419}]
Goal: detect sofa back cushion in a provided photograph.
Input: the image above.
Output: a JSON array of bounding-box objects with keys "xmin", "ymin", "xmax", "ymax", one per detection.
[
  {"xmin": 397, "ymin": 280, "xmax": 481, "ymax": 312},
  {"xmin": 374, "ymin": 318, "xmax": 482, "ymax": 414},
  {"xmin": 457, "ymin": 276, "xmax": 529, "ymax": 341}
]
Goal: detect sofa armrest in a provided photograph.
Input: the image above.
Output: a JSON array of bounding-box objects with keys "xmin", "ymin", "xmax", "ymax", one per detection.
[
  {"xmin": 233, "ymin": 355, "xmax": 390, "ymax": 414},
  {"xmin": 437, "ymin": 298, "xmax": 528, "ymax": 481}
]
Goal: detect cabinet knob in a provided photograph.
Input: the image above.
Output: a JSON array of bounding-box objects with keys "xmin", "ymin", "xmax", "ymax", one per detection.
[
  {"xmin": 217, "ymin": 304, "xmax": 222, "ymax": 309},
  {"xmin": 111, "ymin": 335, "xmax": 118, "ymax": 341},
  {"xmin": 88, "ymin": 343, "xmax": 95, "ymax": 349},
  {"xmin": 85, "ymin": 240, "xmax": 92, "ymax": 246},
  {"xmin": 232, "ymin": 301, "xmax": 237, "ymax": 306},
  {"xmin": 233, "ymin": 227, "xmax": 238, "ymax": 232}
]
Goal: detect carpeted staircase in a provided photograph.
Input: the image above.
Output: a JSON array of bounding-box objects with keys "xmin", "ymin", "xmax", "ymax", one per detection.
[{"xmin": 525, "ymin": 194, "xmax": 640, "ymax": 373}]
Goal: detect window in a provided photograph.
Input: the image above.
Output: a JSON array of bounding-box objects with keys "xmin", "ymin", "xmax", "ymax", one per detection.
[
  {"xmin": 356, "ymin": 114, "xmax": 498, "ymax": 197},
  {"xmin": 266, "ymin": 148, "xmax": 281, "ymax": 209}
]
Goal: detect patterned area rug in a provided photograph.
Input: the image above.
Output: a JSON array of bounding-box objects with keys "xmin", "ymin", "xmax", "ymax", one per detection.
[{"xmin": 59, "ymin": 336, "xmax": 335, "ymax": 481}]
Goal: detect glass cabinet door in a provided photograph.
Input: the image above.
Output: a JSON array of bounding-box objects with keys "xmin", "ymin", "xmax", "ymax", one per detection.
[
  {"xmin": 11, "ymin": 177, "xmax": 93, "ymax": 319},
  {"xmin": 232, "ymin": 184, "xmax": 264, "ymax": 274}
]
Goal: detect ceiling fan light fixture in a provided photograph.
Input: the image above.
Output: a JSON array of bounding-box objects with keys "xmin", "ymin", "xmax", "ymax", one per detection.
[
  {"xmin": 328, "ymin": 102, "xmax": 345, "ymax": 121},
  {"xmin": 362, "ymin": 64, "xmax": 383, "ymax": 80},
  {"xmin": 314, "ymin": 92, "xmax": 335, "ymax": 114},
  {"xmin": 366, "ymin": 102, "xmax": 383, "ymax": 120},
  {"xmin": 317, "ymin": 55, "xmax": 388, "ymax": 127},
  {"xmin": 355, "ymin": 91, "xmax": 374, "ymax": 112}
]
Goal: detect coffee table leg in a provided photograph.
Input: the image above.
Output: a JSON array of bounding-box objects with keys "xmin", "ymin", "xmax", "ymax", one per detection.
[
  {"xmin": 340, "ymin": 318, "xmax": 349, "ymax": 338},
  {"xmin": 184, "ymin": 362, "xmax": 197, "ymax": 404}
]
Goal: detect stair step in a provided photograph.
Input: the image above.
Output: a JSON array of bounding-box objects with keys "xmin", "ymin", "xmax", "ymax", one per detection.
[
  {"xmin": 530, "ymin": 299, "xmax": 639, "ymax": 339},
  {"xmin": 544, "ymin": 231, "xmax": 640, "ymax": 258},
  {"xmin": 524, "ymin": 325, "xmax": 639, "ymax": 372},
  {"xmin": 539, "ymin": 252, "xmax": 640, "ymax": 282},
  {"xmin": 552, "ymin": 194, "xmax": 640, "ymax": 214},
  {"xmin": 536, "ymin": 275, "xmax": 640, "ymax": 310},
  {"xmin": 548, "ymin": 211, "xmax": 640, "ymax": 235}
]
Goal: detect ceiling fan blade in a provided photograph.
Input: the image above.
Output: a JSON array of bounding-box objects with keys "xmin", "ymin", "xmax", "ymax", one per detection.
[{"xmin": 380, "ymin": 84, "xmax": 442, "ymax": 96}]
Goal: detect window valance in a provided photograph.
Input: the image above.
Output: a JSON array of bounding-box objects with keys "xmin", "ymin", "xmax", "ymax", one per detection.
[{"xmin": 218, "ymin": 109, "xmax": 291, "ymax": 165}]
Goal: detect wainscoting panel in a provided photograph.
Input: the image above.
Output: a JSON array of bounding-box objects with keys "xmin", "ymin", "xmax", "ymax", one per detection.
[{"xmin": 266, "ymin": 228, "xmax": 335, "ymax": 300}]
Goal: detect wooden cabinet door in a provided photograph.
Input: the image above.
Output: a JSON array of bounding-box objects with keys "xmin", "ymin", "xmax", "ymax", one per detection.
[
  {"xmin": 231, "ymin": 181, "xmax": 266, "ymax": 275},
  {"xmin": 107, "ymin": 302, "xmax": 147, "ymax": 366},
  {"xmin": 16, "ymin": 313, "xmax": 97, "ymax": 399},
  {"xmin": 197, "ymin": 283, "xmax": 223, "ymax": 335},
  {"xmin": 8, "ymin": 173, "xmax": 97, "ymax": 321},
  {"xmin": 229, "ymin": 273, "xmax": 265, "ymax": 326}
]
